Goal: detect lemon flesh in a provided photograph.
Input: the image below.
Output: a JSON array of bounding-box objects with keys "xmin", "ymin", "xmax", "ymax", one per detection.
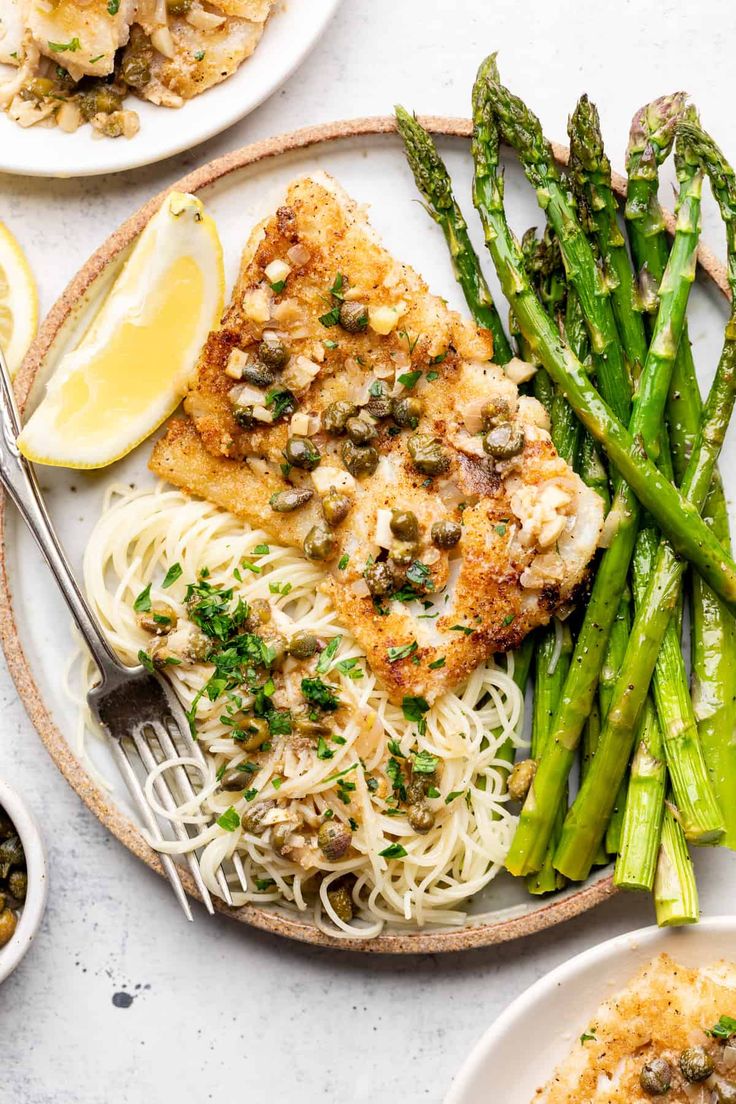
[
  {"xmin": 0, "ymin": 221, "xmax": 38, "ymax": 378},
  {"xmin": 19, "ymin": 192, "xmax": 223, "ymax": 469}
]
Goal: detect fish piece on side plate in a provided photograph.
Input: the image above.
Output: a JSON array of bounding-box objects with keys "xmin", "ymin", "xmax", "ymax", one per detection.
[
  {"xmin": 151, "ymin": 173, "xmax": 604, "ymax": 703},
  {"xmin": 536, "ymin": 952, "xmax": 736, "ymax": 1103},
  {"xmin": 27, "ymin": 0, "xmax": 136, "ymax": 80}
]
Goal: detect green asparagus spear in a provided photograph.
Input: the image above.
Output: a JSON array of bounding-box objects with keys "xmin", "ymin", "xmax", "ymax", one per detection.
[
  {"xmin": 554, "ymin": 118, "xmax": 736, "ymax": 879},
  {"xmin": 487, "ymin": 81, "xmax": 703, "ymax": 874},
  {"xmin": 568, "ymin": 94, "xmax": 649, "ymax": 379},
  {"xmin": 654, "ymin": 804, "xmax": 699, "ymax": 926},
  {"xmin": 394, "ymin": 106, "xmax": 514, "ymax": 363},
  {"xmin": 614, "ymin": 700, "xmax": 666, "ymax": 890},
  {"xmin": 627, "ymin": 101, "xmax": 736, "ymax": 852}
]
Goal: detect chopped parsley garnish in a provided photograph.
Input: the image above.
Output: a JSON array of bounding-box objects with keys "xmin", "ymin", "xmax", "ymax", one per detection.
[
  {"xmin": 270, "ymin": 279, "xmax": 285, "ymax": 293},
  {"xmin": 502, "ymin": 614, "xmax": 515, "ymax": 626},
  {"xmin": 316, "ymin": 636, "xmax": 342, "ymax": 674},
  {"xmin": 580, "ymin": 1032, "xmax": 596, "ymax": 1044},
  {"xmin": 379, "ymin": 843, "xmax": 408, "ymax": 859},
  {"xmin": 137, "ymin": 649, "xmax": 155, "ymax": 673},
  {"xmin": 429, "ymin": 351, "xmax": 447, "ymax": 365},
  {"xmin": 386, "ymin": 757, "xmax": 406, "ymax": 800},
  {"xmin": 255, "ymin": 877, "xmax": 276, "ymax": 891},
  {"xmin": 426, "ymin": 786, "xmax": 441, "ymax": 799},
  {"xmin": 48, "ymin": 36, "xmax": 80, "ymax": 51},
  {"xmin": 426, "ymin": 370, "xmax": 440, "ymax": 382},
  {"xmin": 335, "ymin": 657, "xmax": 362, "ymax": 679},
  {"xmin": 398, "ymin": 370, "xmax": 422, "ymax": 390},
  {"xmin": 387, "ymin": 739, "xmax": 404, "ymax": 758},
  {"xmin": 369, "ymin": 380, "xmax": 385, "ymax": 398},
  {"xmin": 495, "ymin": 523, "xmax": 508, "ymax": 536},
  {"xmin": 324, "ymin": 340, "xmax": 338, "ymax": 350},
  {"xmin": 398, "ymin": 329, "xmax": 420, "ymax": 354},
  {"xmin": 162, "ymin": 562, "xmax": 183, "ymax": 588},
  {"xmin": 387, "ymin": 641, "xmax": 418, "ymax": 664},
  {"xmin": 216, "ymin": 807, "xmax": 241, "ymax": 832},
  {"xmin": 107, "ymin": 0, "xmax": 120, "ymax": 12},
  {"xmin": 445, "ymin": 790, "xmax": 464, "ymax": 804},
  {"xmin": 133, "ymin": 584, "xmax": 152, "ymax": 613},
  {"xmin": 336, "ymin": 778, "xmax": 356, "ymax": 804},
  {"xmin": 324, "ymin": 763, "xmax": 358, "ymax": 784},
  {"xmin": 707, "ymin": 1015, "xmax": 736, "ymax": 1039},
  {"xmin": 412, "ymin": 750, "xmax": 439, "ymax": 774},
  {"xmin": 449, "ymin": 624, "xmax": 474, "ymax": 635},
  {"xmin": 319, "ymin": 306, "xmax": 341, "ymax": 327},
  {"xmin": 405, "ymin": 560, "xmax": 434, "ymax": 591},
  {"xmin": 329, "ymin": 273, "xmax": 346, "ymax": 300},
  {"xmin": 269, "ymin": 581, "xmax": 292, "ymax": 596},
  {"xmin": 271, "ymin": 777, "xmax": 282, "ymax": 790},
  {"xmin": 252, "ymin": 544, "xmax": 270, "ymax": 555},
  {"xmin": 88, "ymin": 53, "xmax": 105, "ymax": 63},
  {"xmin": 402, "ymin": 696, "xmax": 430, "ymax": 732},
  {"xmin": 301, "ymin": 677, "xmax": 340, "ymax": 711},
  {"xmin": 337, "ymin": 553, "xmax": 349, "ymax": 570},
  {"xmin": 316, "ymin": 736, "xmax": 334, "ymax": 760},
  {"xmin": 193, "ymin": 49, "xmax": 205, "ymax": 60},
  {"xmin": 265, "ymin": 388, "xmax": 296, "ymax": 419},
  {"xmin": 366, "ymin": 776, "xmax": 379, "ymax": 793},
  {"xmin": 243, "ymin": 788, "xmax": 258, "ymax": 801},
  {"xmin": 267, "ymin": 709, "xmax": 292, "ymax": 735},
  {"xmin": 428, "ymin": 657, "xmax": 446, "ymax": 669}
]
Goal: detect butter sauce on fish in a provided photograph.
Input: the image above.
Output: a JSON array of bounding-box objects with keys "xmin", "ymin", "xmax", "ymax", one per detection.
[{"xmin": 151, "ymin": 174, "xmax": 604, "ymax": 703}]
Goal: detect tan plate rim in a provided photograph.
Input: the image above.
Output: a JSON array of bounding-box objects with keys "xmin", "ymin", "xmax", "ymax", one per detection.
[{"xmin": 0, "ymin": 116, "xmax": 728, "ymax": 953}]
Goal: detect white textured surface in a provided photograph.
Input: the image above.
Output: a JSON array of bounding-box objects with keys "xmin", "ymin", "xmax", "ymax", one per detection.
[{"xmin": 2, "ymin": 2, "xmax": 736, "ymax": 1102}]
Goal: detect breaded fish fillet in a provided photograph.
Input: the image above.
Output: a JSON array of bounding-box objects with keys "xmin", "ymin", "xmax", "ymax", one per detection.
[
  {"xmin": 536, "ymin": 953, "xmax": 736, "ymax": 1103},
  {"xmin": 151, "ymin": 173, "xmax": 603, "ymax": 703},
  {"xmin": 27, "ymin": 0, "xmax": 136, "ymax": 80}
]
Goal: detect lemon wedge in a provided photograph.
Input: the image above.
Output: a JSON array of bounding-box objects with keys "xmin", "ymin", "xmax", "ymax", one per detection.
[
  {"xmin": 0, "ymin": 221, "xmax": 39, "ymax": 378},
  {"xmin": 18, "ymin": 192, "xmax": 224, "ymax": 469}
]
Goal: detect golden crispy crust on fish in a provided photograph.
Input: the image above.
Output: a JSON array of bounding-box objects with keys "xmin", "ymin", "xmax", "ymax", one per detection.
[
  {"xmin": 536, "ymin": 953, "xmax": 736, "ymax": 1103},
  {"xmin": 151, "ymin": 174, "xmax": 603, "ymax": 703}
]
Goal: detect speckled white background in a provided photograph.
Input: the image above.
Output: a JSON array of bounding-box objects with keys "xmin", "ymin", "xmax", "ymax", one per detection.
[{"xmin": 3, "ymin": 2, "xmax": 736, "ymax": 1101}]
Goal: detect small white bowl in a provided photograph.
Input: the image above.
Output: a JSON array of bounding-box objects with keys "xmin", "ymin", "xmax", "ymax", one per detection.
[
  {"xmin": 446, "ymin": 916, "xmax": 736, "ymax": 1104},
  {"xmin": 0, "ymin": 777, "xmax": 48, "ymax": 983}
]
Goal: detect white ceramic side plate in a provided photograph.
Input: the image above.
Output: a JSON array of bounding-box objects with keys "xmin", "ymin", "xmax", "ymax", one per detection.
[
  {"xmin": 0, "ymin": 0, "xmax": 341, "ymax": 178},
  {"xmin": 446, "ymin": 916, "xmax": 736, "ymax": 1104}
]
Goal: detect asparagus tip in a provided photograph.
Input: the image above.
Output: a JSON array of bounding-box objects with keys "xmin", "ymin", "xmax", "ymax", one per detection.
[{"xmin": 627, "ymin": 92, "xmax": 689, "ymax": 163}]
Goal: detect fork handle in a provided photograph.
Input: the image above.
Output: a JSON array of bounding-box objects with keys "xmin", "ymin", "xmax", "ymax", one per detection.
[{"xmin": 0, "ymin": 349, "xmax": 124, "ymax": 679}]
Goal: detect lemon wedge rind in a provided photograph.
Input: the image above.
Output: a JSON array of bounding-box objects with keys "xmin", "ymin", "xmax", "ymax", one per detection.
[
  {"xmin": 18, "ymin": 192, "xmax": 224, "ymax": 470},
  {"xmin": 0, "ymin": 221, "xmax": 39, "ymax": 379}
]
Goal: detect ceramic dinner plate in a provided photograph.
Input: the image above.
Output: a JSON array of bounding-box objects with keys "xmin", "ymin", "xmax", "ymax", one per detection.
[
  {"xmin": 0, "ymin": 0, "xmax": 341, "ymax": 178},
  {"xmin": 0, "ymin": 118, "xmax": 730, "ymax": 951},
  {"xmin": 446, "ymin": 915, "xmax": 736, "ymax": 1103}
]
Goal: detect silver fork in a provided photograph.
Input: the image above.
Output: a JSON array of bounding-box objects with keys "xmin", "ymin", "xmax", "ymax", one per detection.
[{"xmin": 0, "ymin": 347, "xmax": 246, "ymax": 919}]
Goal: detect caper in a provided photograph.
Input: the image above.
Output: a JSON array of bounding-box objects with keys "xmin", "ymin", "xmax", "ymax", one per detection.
[
  {"xmin": 390, "ymin": 510, "xmax": 419, "ymax": 542},
  {"xmin": 238, "ymin": 716, "xmax": 271, "ymax": 751},
  {"xmin": 78, "ymin": 85, "xmax": 123, "ymax": 120},
  {"xmin": 137, "ymin": 602, "xmax": 178, "ymax": 635},
  {"xmin": 391, "ymin": 396, "xmax": 423, "ymax": 428},
  {"xmin": 270, "ymin": 487, "xmax": 313, "ymax": 512},
  {"xmin": 166, "ymin": 0, "xmax": 192, "ymax": 12},
  {"xmin": 326, "ymin": 883, "xmax": 353, "ymax": 922},
  {"xmin": 338, "ymin": 301, "xmax": 368, "ymax": 333},
  {"xmin": 242, "ymin": 360, "xmax": 277, "ymax": 388},
  {"xmin": 7, "ymin": 869, "xmax": 26, "ymax": 903},
  {"xmin": 322, "ymin": 489, "xmax": 352, "ymax": 527},
  {"xmin": 25, "ymin": 77, "xmax": 55, "ymax": 99},
  {"xmin": 408, "ymin": 803, "xmax": 435, "ymax": 834},
  {"xmin": 507, "ymin": 758, "xmax": 537, "ymax": 802},
  {"xmin": 0, "ymin": 836, "xmax": 23, "ymax": 878},
  {"xmin": 304, "ymin": 524, "xmax": 335, "ymax": 561},
  {"xmin": 0, "ymin": 908, "xmax": 17, "ymax": 949},
  {"xmin": 481, "ymin": 397, "xmax": 511, "ymax": 430},
  {"xmin": 284, "ymin": 435, "xmax": 321, "ymax": 471},
  {"xmin": 258, "ymin": 338, "xmax": 290, "ymax": 371},
  {"xmin": 244, "ymin": 598, "xmax": 271, "ymax": 628},
  {"xmin": 405, "ymin": 780, "xmax": 426, "ymax": 805},
  {"xmin": 364, "ymin": 560, "xmax": 394, "ymax": 598},
  {"xmin": 679, "ymin": 1047, "xmax": 714, "ymax": 1083},
  {"xmin": 431, "ymin": 520, "xmax": 462, "ymax": 548},
  {"xmin": 639, "ymin": 1057, "xmax": 672, "ymax": 1096},
  {"xmin": 345, "ymin": 416, "xmax": 376, "ymax": 446},
  {"xmin": 221, "ymin": 769, "xmax": 250, "ymax": 792},
  {"xmin": 322, "ymin": 400, "xmax": 358, "ymax": 434},
  {"xmin": 364, "ymin": 386, "xmax": 392, "ymax": 420},
  {"xmin": 293, "ymin": 712, "xmax": 330, "ymax": 739},
  {"xmin": 407, "ymin": 434, "xmax": 450, "ymax": 476},
  {"xmin": 714, "ymin": 1080, "xmax": 736, "ymax": 1103},
  {"xmin": 233, "ymin": 406, "xmax": 255, "ymax": 429},
  {"xmin": 241, "ymin": 800, "xmax": 275, "ymax": 835},
  {"xmin": 341, "ymin": 440, "xmax": 379, "ymax": 477},
  {"xmin": 390, "ymin": 541, "xmax": 417, "ymax": 567},
  {"xmin": 121, "ymin": 53, "xmax": 151, "ymax": 89},
  {"xmin": 288, "ymin": 631, "xmax": 319, "ymax": 659},
  {"xmin": 483, "ymin": 422, "xmax": 525, "ymax": 460},
  {"xmin": 318, "ymin": 820, "xmax": 352, "ymax": 861},
  {"xmin": 271, "ymin": 822, "xmax": 293, "ymax": 855}
]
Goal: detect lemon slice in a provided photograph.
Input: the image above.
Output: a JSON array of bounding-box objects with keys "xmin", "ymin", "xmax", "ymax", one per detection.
[
  {"xmin": 0, "ymin": 221, "xmax": 38, "ymax": 378},
  {"xmin": 18, "ymin": 192, "xmax": 224, "ymax": 469}
]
